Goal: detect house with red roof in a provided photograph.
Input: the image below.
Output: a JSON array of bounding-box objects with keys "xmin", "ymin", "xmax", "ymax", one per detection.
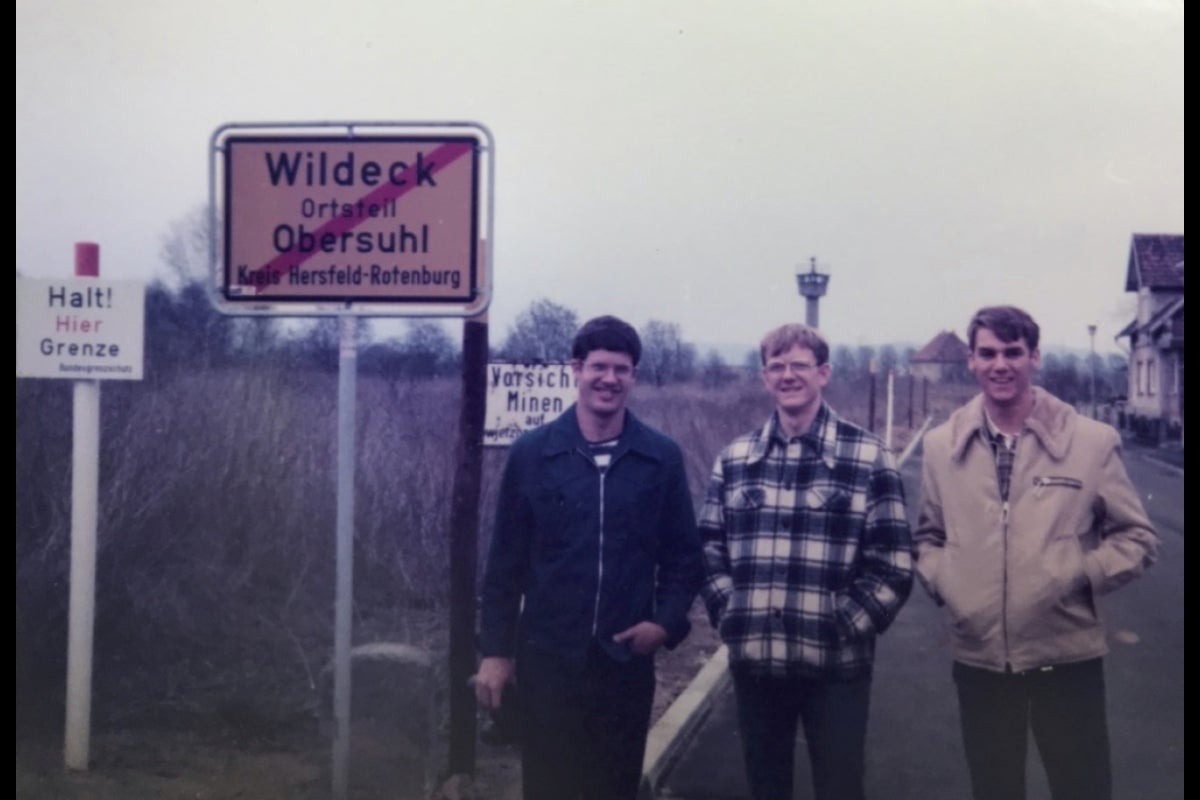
[
  {"xmin": 909, "ymin": 329, "xmax": 970, "ymax": 383},
  {"xmin": 1116, "ymin": 233, "xmax": 1184, "ymax": 440}
]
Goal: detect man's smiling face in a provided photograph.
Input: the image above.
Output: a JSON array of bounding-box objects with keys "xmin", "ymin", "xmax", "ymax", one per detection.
[
  {"xmin": 968, "ymin": 327, "xmax": 1040, "ymax": 409},
  {"xmin": 572, "ymin": 348, "xmax": 636, "ymax": 421},
  {"xmin": 761, "ymin": 344, "xmax": 830, "ymax": 419}
]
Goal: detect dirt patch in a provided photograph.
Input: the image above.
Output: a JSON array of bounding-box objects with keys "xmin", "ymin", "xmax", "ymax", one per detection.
[{"xmin": 16, "ymin": 604, "xmax": 721, "ymax": 800}]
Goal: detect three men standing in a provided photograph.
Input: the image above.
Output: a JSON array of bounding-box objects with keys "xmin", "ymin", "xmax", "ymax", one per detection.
[
  {"xmin": 476, "ymin": 306, "xmax": 1158, "ymax": 800},
  {"xmin": 915, "ymin": 305, "xmax": 1158, "ymax": 800},
  {"xmin": 476, "ymin": 316, "xmax": 704, "ymax": 800},
  {"xmin": 699, "ymin": 323, "xmax": 914, "ymax": 800}
]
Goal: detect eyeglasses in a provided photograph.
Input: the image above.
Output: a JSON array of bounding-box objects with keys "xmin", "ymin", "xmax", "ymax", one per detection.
[
  {"xmin": 764, "ymin": 361, "xmax": 819, "ymax": 376},
  {"xmin": 583, "ymin": 362, "xmax": 634, "ymax": 378}
]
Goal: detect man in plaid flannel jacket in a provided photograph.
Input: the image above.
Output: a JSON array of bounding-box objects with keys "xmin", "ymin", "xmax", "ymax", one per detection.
[{"xmin": 699, "ymin": 323, "xmax": 913, "ymax": 800}]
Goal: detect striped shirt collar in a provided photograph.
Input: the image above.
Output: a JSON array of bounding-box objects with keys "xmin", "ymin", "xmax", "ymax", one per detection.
[{"xmin": 587, "ymin": 436, "xmax": 620, "ymax": 472}]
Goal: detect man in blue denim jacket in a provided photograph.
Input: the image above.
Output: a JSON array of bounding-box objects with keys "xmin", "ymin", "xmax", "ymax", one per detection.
[{"xmin": 476, "ymin": 315, "xmax": 704, "ymax": 800}]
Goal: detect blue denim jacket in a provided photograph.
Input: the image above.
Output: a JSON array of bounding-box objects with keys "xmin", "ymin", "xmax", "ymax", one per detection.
[{"xmin": 479, "ymin": 407, "xmax": 703, "ymax": 665}]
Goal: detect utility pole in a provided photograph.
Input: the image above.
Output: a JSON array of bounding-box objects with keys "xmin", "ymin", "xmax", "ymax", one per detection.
[
  {"xmin": 867, "ymin": 358, "xmax": 877, "ymax": 432},
  {"xmin": 1088, "ymin": 324, "xmax": 1098, "ymax": 419}
]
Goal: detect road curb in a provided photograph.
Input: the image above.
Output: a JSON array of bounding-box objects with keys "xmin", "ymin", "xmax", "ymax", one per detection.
[
  {"xmin": 1135, "ymin": 451, "xmax": 1184, "ymax": 477},
  {"xmin": 640, "ymin": 645, "xmax": 730, "ymax": 799}
]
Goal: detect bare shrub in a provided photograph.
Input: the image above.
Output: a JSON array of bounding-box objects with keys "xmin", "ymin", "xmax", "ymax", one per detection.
[
  {"xmin": 630, "ymin": 381, "xmax": 772, "ymax": 498},
  {"xmin": 16, "ymin": 368, "xmax": 473, "ymax": 729},
  {"xmin": 354, "ymin": 378, "xmax": 458, "ymax": 621},
  {"xmin": 16, "ymin": 379, "xmax": 74, "ymax": 698}
]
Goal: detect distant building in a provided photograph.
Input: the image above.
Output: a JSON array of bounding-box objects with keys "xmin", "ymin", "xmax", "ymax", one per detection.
[
  {"xmin": 909, "ymin": 330, "xmax": 970, "ymax": 383},
  {"xmin": 1116, "ymin": 233, "xmax": 1184, "ymax": 441}
]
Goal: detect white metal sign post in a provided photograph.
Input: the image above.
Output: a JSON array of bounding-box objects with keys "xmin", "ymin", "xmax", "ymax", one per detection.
[
  {"xmin": 211, "ymin": 122, "xmax": 493, "ymax": 800},
  {"xmin": 15, "ymin": 244, "xmax": 146, "ymax": 771}
]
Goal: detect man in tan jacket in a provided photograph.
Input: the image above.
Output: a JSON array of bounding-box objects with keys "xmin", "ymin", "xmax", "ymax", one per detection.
[{"xmin": 915, "ymin": 305, "xmax": 1158, "ymax": 800}]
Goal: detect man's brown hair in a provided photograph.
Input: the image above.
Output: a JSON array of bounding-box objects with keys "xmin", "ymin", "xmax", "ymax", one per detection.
[
  {"xmin": 759, "ymin": 323, "xmax": 830, "ymax": 366},
  {"xmin": 967, "ymin": 306, "xmax": 1040, "ymax": 351},
  {"xmin": 571, "ymin": 315, "xmax": 642, "ymax": 365}
]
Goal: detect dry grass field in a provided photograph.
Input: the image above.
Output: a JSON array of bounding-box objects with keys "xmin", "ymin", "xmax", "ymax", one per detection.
[{"xmin": 16, "ymin": 366, "xmax": 974, "ymax": 798}]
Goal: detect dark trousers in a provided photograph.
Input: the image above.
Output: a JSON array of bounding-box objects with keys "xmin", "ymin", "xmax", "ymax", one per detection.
[
  {"xmin": 954, "ymin": 658, "xmax": 1112, "ymax": 800},
  {"xmin": 517, "ymin": 641, "xmax": 656, "ymax": 800},
  {"xmin": 731, "ymin": 668, "xmax": 871, "ymax": 800}
]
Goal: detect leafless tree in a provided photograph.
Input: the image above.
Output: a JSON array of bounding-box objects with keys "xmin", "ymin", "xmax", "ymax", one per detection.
[{"xmin": 501, "ymin": 298, "xmax": 578, "ymax": 362}]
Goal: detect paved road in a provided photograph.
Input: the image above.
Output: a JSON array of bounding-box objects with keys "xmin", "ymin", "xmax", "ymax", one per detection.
[{"xmin": 655, "ymin": 447, "xmax": 1183, "ymax": 800}]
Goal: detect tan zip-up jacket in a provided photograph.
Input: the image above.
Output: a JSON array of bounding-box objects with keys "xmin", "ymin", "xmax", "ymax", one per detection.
[{"xmin": 914, "ymin": 389, "xmax": 1158, "ymax": 673}]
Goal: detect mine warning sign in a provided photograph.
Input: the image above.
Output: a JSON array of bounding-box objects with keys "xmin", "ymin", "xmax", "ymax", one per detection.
[
  {"xmin": 211, "ymin": 122, "xmax": 493, "ymax": 317},
  {"xmin": 483, "ymin": 362, "xmax": 579, "ymax": 447}
]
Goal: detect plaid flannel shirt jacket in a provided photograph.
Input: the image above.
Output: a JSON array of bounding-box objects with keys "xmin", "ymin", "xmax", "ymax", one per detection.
[{"xmin": 699, "ymin": 403, "xmax": 913, "ymax": 680}]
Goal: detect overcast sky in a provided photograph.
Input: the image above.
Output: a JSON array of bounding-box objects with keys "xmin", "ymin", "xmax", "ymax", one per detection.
[{"xmin": 16, "ymin": 0, "xmax": 1183, "ymax": 356}]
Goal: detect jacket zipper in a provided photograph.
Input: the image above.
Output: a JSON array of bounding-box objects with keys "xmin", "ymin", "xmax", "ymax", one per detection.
[
  {"xmin": 578, "ymin": 446, "xmax": 621, "ymax": 638},
  {"xmin": 1002, "ymin": 499, "xmax": 1010, "ymax": 668},
  {"xmin": 592, "ymin": 469, "xmax": 607, "ymax": 637}
]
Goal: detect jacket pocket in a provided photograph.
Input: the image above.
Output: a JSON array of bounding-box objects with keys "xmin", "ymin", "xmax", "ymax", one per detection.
[
  {"xmin": 937, "ymin": 543, "xmax": 1002, "ymax": 642},
  {"xmin": 724, "ymin": 483, "xmax": 765, "ymax": 541},
  {"xmin": 532, "ymin": 488, "xmax": 569, "ymax": 524},
  {"xmin": 805, "ymin": 486, "xmax": 851, "ymax": 512},
  {"xmin": 606, "ymin": 480, "xmax": 666, "ymax": 553},
  {"xmin": 530, "ymin": 484, "xmax": 584, "ymax": 554},
  {"xmin": 803, "ymin": 485, "xmax": 861, "ymax": 550},
  {"xmin": 729, "ymin": 485, "xmax": 765, "ymax": 512},
  {"xmin": 824, "ymin": 589, "xmax": 852, "ymax": 643},
  {"xmin": 1028, "ymin": 532, "xmax": 1089, "ymax": 607},
  {"xmin": 716, "ymin": 588, "xmax": 747, "ymax": 642},
  {"xmin": 1032, "ymin": 475, "xmax": 1083, "ymax": 493}
]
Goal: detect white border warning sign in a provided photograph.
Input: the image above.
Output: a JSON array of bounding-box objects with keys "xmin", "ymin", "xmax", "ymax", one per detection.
[{"xmin": 483, "ymin": 362, "xmax": 578, "ymax": 447}]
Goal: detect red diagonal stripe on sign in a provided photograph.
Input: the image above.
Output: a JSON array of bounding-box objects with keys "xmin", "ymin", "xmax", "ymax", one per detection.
[{"xmin": 246, "ymin": 139, "xmax": 474, "ymax": 293}]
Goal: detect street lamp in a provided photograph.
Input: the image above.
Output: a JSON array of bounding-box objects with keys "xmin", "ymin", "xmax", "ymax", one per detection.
[
  {"xmin": 795, "ymin": 256, "xmax": 830, "ymax": 328},
  {"xmin": 1087, "ymin": 324, "xmax": 1098, "ymax": 419}
]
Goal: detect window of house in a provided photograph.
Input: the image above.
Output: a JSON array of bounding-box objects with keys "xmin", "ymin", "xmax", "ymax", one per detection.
[{"xmin": 1148, "ymin": 359, "xmax": 1156, "ymax": 396}]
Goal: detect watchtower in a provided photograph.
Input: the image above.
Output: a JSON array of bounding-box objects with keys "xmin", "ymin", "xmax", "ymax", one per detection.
[{"xmin": 795, "ymin": 256, "xmax": 830, "ymax": 328}]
